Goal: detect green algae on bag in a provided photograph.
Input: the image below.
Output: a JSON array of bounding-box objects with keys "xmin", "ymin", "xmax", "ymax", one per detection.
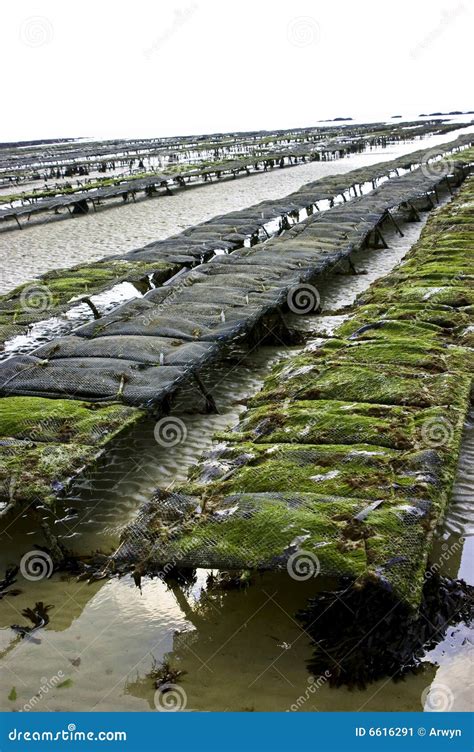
[{"xmin": 116, "ymin": 176, "xmax": 474, "ymax": 610}]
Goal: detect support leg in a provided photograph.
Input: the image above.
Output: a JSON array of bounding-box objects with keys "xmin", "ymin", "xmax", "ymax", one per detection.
[
  {"xmin": 386, "ymin": 210, "xmax": 404, "ymax": 236},
  {"xmin": 193, "ymin": 373, "xmax": 219, "ymax": 414},
  {"xmin": 81, "ymin": 297, "xmax": 101, "ymax": 319}
]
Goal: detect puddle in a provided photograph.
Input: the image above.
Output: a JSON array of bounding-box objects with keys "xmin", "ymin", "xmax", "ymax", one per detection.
[{"xmin": 1, "ymin": 190, "xmax": 471, "ymax": 711}]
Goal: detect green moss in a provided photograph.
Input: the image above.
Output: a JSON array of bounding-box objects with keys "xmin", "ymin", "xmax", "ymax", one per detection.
[
  {"xmin": 457, "ymin": 325, "xmax": 474, "ymax": 347},
  {"xmin": 252, "ymin": 358, "xmax": 471, "ymax": 409},
  {"xmin": 0, "ymin": 397, "xmax": 143, "ymax": 504},
  {"xmin": 185, "ymin": 442, "xmax": 445, "ymax": 506},
  {"xmin": 364, "ymin": 507, "xmax": 430, "ymax": 606},
  {"xmin": 0, "ymin": 396, "xmax": 140, "ymax": 444},
  {"xmin": 130, "ymin": 176, "xmax": 474, "ymax": 608},
  {"xmin": 311, "ymin": 337, "xmax": 474, "ymax": 374},
  {"xmin": 157, "ymin": 493, "xmax": 369, "ymax": 575},
  {"xmin": 0, "ymin": 259, "xmax": 177, "ymax": 343},
  {"xmin": 220, "ymin": 399, "xmax": 423, "ymax": 450},
  {"xmin": 360, "ymin": 284, "xmax": 474, "ymax": 308},
  {"xmin": 337, "ymin": 318, "xmax": 447, "ymax": 342},
  {"xmin": 0, "ymin": 440, "xmax": 104, "ymax": 503},
  {"xmin": 344, "ymin": 303, "xmax": 473, "ymax": 330}
]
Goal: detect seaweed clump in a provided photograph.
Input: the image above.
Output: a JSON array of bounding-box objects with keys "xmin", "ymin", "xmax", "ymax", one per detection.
[
  {"xmin": 11, "ymin": 602, "xmax": 54, "ymax": 641},
  {"xmin": 297, "ymin": 574, "xmax": 474, "ymax": 689},
  {"xmin": 0, "ymin": 566, "xmax": 21, "ymax": 599},
  {"xmin": 149, "ymin": 658, "xmax": 186, "ymax": 691}
]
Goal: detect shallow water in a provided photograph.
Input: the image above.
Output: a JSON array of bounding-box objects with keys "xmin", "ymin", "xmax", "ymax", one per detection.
[
  {"xmin": 1, "ymin": 125, "xmax": 473, "ymax": 293},
  {"xmin": 1, "ymin": 196, "xmax": 472, "ymax": 712}
]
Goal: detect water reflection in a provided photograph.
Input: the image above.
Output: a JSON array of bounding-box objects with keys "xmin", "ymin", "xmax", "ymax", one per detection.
[{"xmin": 0, "ymin": 186, "xmax": 472, "ymax": 712}]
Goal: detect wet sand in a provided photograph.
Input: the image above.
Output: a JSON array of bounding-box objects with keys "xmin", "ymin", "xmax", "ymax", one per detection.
[
  {"xmin": 1, "ymin": 199, "xmax": 472, "ymax": 712},
  {"xmin": 1, "ymin": 125, "xmax": 473, "ymax": 293}
]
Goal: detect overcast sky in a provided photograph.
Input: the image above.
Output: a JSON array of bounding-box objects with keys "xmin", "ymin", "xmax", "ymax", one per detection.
[{"xmin": 1, "ymin": 0, "xmax": 472, "ymax": 141}]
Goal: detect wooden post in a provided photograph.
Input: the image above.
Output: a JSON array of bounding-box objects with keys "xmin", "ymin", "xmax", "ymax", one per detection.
[
  {"xmin": 81, "ymin": 297, "xmax": 101, "ymax": 319},
  {"xmin": 426, "ymin": 192, "xmax": 436, "ymax": 209},
  {"xmin": 386, "ymin": 210, "xmax": 404, "ymax": 236},
  {"xmin": 408, "ymin": 202, "xmax": 421, "ymax": 221},
  {"xmin": 376, "ymin": 227, "xmax": 388, "ymax": 249},
  {"xmin": 193, "ymin": 373, "xmax": 218, "ymax": 414},
  {"xmin": 347, "ymin": 257, "xmax": 357, "ymax": 274}
]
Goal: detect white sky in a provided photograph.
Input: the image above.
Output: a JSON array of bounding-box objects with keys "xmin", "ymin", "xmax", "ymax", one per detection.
[{"xmin": 1, "ymin": 0, "xmax": 472, "ymax": 141}]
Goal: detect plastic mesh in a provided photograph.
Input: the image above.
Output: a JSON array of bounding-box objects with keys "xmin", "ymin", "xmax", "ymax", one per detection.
[
  {"xmin": 1, "ymin": 162, "xmax": 467, "ymax": 407},
  {"xmin": 115, "ymin": 178, "xmax": 474, "ymax": 607}
]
